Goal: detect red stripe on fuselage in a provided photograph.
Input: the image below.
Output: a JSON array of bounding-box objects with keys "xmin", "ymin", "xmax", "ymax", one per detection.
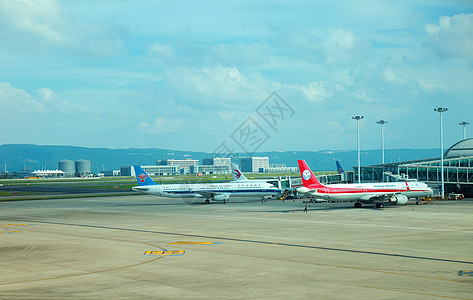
[{"xmin": 318, "ymin": 187, "xmax": 408, "ymax": 194}]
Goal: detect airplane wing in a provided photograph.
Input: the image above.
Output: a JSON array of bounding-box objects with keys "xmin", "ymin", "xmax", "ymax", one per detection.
[
  {"xmin": 360, "ymin": 182, "xmax": 411, "ymax": 203},
  {"xmin": 359, "ymin": 192, "xmax": 408, "ymax": 205},
  {"xmin": 194, "ymin": 190, "xmax": 216, "ymax": 198},
  {"xmin": 360, "ymin": 193, "xmax": 395, "ymax": 201}
]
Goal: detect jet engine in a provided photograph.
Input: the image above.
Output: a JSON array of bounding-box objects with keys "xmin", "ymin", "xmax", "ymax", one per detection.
[
  {"xmin": 214, "ymin": 194, "xmax": 230, "ymax": 201},
  {"xmin": 390, "ymin": 194, "xmax": 408, "ymax": 205},
  {"xmin": 296, "ymin": 187, "xmax": 311, "ymax": 194}
]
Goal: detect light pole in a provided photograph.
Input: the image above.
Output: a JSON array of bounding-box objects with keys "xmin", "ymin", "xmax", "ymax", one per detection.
[
  {"xmin": 434, "ymin": 107, "xmax": 448, "ymax": 198},
  {"xmin": 459, "ymin": 121, "xmax": 469, "ymax": 140},
  {"xmin": 352, "ymin": 115, "xmax": 364, "ymax": 183},
  {"xmin": 377, "ymin": 120, "xmax": 388, "ymax": 165}
]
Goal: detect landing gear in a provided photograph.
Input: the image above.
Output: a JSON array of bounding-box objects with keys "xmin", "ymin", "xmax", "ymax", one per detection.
[
  {"xmin": 375, "ymin": 203, "xmax": 384, "ymax": 209},
  {"xmin": 354, "ymin": 202, "xmax": 362, "ymax": 208},
  {"xmin": 204, "ymin": 199, "xmax": 210, "ymax": 204}
]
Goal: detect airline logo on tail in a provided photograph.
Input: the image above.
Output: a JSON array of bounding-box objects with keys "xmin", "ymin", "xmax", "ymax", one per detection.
[
  {"xmin": 233, "ymin": 169, "xmax": 242, "ymax": 179},
  {"xmin": 231, "ymin": 163, "xmax": 248, "ymax": 181},
  {"xmin": 302, "ymin": 169, "xmax": 311, "ymax": 180},
  {"xmin": 138, "ymin": 174, "xmax": 148, "ymax": 183}
]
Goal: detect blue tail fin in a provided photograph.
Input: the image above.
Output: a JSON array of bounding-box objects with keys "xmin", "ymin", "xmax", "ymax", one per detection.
[
  {"xmin": 133, "ymin": 165, "xmax": 158, "ymax": 186},
  {"xmin": 336, "ymin": 161, "xmax": 345, "ymax": 174}
]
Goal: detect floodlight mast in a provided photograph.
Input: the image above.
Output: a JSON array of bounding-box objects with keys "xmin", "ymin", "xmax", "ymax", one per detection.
[
  {"xmin": 459, "ymin": 121, "xmax": 469, "ymax": 140},
  {"xmin": 377, "ymin": 120, "xmax": 388, "ymax": 165},
  {"xmin": 434, "ymin": 107, "xmax": 448, "ymax": 198},
  {"xmin": 352, "ymin": 115, "xmax": 364, "ymax": 184}
]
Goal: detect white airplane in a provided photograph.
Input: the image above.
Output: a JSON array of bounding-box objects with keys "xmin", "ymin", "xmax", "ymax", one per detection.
[
  {"xmin": 132, "ymin": 165, "xmax": 281, "ymax": 203},
  {"xmin": 296, "ymin": 160, "xmax": 432, "ymax": 208}
]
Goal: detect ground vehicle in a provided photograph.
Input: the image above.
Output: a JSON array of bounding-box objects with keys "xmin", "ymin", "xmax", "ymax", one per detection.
[{"xmin": 448, "ymin": 193, "xmax": 464, "ymax": 200}]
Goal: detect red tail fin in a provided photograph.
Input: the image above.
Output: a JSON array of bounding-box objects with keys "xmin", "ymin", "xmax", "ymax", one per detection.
[{"xmin": 298, "ymin": 160, "xmax": 324, "ymax": 188}]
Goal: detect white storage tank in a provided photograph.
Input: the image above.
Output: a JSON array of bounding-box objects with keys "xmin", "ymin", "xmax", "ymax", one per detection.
[
  {"xmin": 58, "ymin": 159, "xmax": 75, "ymax": 177},
  {"xmin": 75, "ymin": 159, "xmax": 91, "ymax": 176}
]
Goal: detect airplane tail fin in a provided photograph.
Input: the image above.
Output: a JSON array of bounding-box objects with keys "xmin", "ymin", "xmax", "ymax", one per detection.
[
  {"xmin": 133, "ymin": 165, "xmax": 158, "ymax": 186},
  {"xmin": 232, "ymin": 163, "xmax": 248, "ymax": 181},
  {"xmin": 298, "ymin": 160, "xmax": 324, "ymax": 188},
  {"xmin": 336, "ymin": 161, "xmax": 345, "ymax": 174}
]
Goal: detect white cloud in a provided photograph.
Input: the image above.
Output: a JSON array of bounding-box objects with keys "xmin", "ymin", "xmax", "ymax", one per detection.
[
  {"xmin": 0, "ymin": 0, "xmax": 70, "ymax": 46},
  {"xmin": 321, "ymin": 29, "xmax": 368, "ymax": 64},
  {"xmin": 217, "ymin": 111, "xmax": 237, "ymax": 121},
  {"xmin": 0, "ymin": 0, "xmax": 123, "ymax": 56},
  {"xmin": 37, "ymin": 88, "xmax": 57, "ymax": 102},
  {"xmin": 295, "ymin": 81, "xmax": 333, "ymax": 102},
  {"xmin": 147, "ymin": 43, "xmax": 174, "ymax": 57},
  {"xmin": 139, "ymin": 118, "xmax": 184, "ymax": 134},
  {"xmin": 168, "ymin": 65, "xmax": 242, "ymax": 95},
  {"xmin": 166, "ymin": 64, "xmax": 276, "ymax": 109},
  {"xmin": 0, "ymin": 82, "xmax": 83, "ymax": 118},
  {"xmin": 36, "ymin": 88, "xmax": 84, "ymax": 112},
  {"xmin": 325, "ymin": 120, "xmax": 345, "ymax": 132},
  {"xmin": 0, "ymin": 82, "xmax": 46, "ymax": 114},
  {"xmin": 384, "ymin": 66, "xmax": 404, "ymax": 84},
  {"xmin": 282, "ymin": 28, "xmax": 370, "ymax": 66},
  {"xmin": 0, "ymin": 1, "xmax": 471, "ymax": 150},
  {"xmin": 424, "ymin": 13, "xmax": 473, "ymax": 60}
]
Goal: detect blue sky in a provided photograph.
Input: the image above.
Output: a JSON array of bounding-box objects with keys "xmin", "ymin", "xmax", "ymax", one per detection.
[{"xmin": 0, "ymin": 0, "xmax": 472, "ymax": 153}]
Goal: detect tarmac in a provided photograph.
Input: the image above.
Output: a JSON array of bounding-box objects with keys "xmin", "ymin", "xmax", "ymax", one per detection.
[{"xmin": 0, "ymin": 195, "xmax": 472, "ymax": 299}]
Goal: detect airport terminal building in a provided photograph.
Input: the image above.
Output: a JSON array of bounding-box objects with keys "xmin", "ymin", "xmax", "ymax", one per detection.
[{"xmin": 359, "ymin": 139, "xmax": 473, "ymax": 196}]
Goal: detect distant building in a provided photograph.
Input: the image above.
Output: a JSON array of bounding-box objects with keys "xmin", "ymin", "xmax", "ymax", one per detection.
[
  {"xmin": 240, "ymin": 157, "xmax": 269, "ymax": 173},
  {"xmin": 157, "ymin": 158, "xmax": 198, "ymax": 175},
  {"xmin": 260, "ymin": 166, "xmax": 298, "ymax": 173},
  {"xmin": 102, "ymin": 170, "xmax": 120, "ymax": 176},
  {"xmin": 203, "ymin": 157, "xmax": 231, "ymax": 166},
  {"xmin": 190, "ymin": 165, "xmax": 231, "ymax": 175},
  {"xmin": 30, "ymin": 169, "xmax": 65, "ymax": 178},
  {"xmin": 121, "ymin": 165, "xmax": 180, "ymax": 177},
  {"xmin": 157, "ymin": 159, "xmax": 198, "ymax": 168}
]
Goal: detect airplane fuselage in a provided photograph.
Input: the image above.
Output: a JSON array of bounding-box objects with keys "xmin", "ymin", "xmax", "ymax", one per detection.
[
  {"xmin": 133, "ymin": 181, "xmax": 280, "ymax": 199},
  {"xmin": 298, "ymin": 181, "xmax": 432, "ymax": 202}
]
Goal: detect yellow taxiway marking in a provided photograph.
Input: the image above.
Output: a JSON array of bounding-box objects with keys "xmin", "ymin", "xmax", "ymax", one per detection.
[
  {"xmin": 144, "ymin": 250, "xmax": 185, "ymax": 256},
  {"xmin": 1, "ymin": 224, "xmax": 30, "ymax": 234},
  {"xmin": 458, "ymin": 270, "xmax": 473, "ymax": 276},
  {"xmin": 168, "ymin": 241, "xmax": 216, "ymax": 245}
]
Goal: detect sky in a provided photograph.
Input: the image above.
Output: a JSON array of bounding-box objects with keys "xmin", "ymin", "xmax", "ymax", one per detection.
[{"xmin": 0, "ymin": 0, "xmax": 472, "ymax": 154}]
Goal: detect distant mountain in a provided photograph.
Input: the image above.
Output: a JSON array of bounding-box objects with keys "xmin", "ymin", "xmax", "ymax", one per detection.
[
  {"xmin": 0, "ymin": 144, "xmax": 440, "ymax": 173},
  {"xmin": 0, "ymin": 144, "xmax": 209, "ymax": 173}
]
